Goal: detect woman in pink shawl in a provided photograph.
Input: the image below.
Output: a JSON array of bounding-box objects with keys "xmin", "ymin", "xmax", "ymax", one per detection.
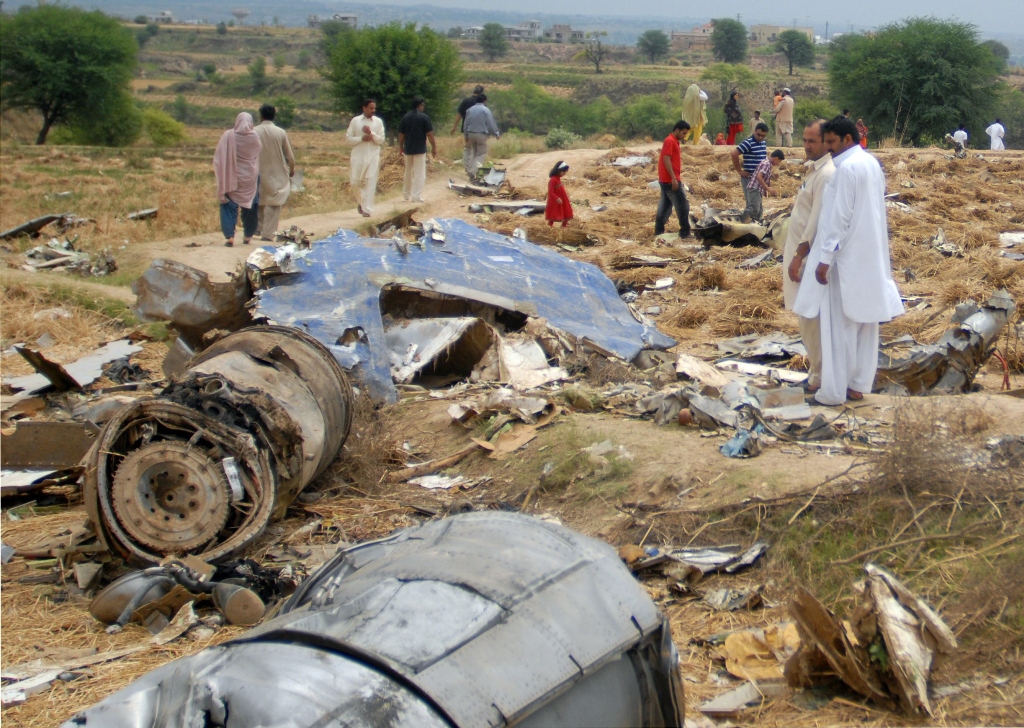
[{"xmin": 213, "ymin": 112, "xmax": 262, "ymax": 246}]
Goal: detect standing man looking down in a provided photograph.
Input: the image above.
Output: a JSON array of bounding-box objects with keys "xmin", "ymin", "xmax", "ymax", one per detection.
[
  {"xmin": 253, "ymin": 103, "xmax": 295, "ymax": 241},
  {"xmin": 793, "ymin": 115, "xmax": 904, "ymax": 405},
  {"xmin": 986, "ymin": 119, "xmax": 1005, "ymax": 150},
  {"xmin": 783, "ymin": 119, "xmax": 836, "ymax": 392},
  {"xmin": 452, "ymin": 85, "xmax": 484, "ymax": 175},
  {"xmin": 773, "ymin": 88, "xmax": 795, "ymax": 147},
  {"xmin": 654, "ymin": 120, "xmax": 691, "ymax": 240},
  {"xmin": 346, "ymin": 99, "xmax": 385, "ymax": 217},
  {"xmin": 731, "ymin": 123, "xmax": 769, "ymax": 221},
  {"xmin": 463, "ymin": 94, "xmax": 499, "ymax": 179},
  {"xmin": 398, "ymin": 96, "xmax": 437, "ymax": 203}
]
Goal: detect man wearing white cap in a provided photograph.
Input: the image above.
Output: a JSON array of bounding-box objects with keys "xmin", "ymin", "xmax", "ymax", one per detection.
[{"xmin": 773, "ymin": 88, "xmax": 795, "ymax": 147}]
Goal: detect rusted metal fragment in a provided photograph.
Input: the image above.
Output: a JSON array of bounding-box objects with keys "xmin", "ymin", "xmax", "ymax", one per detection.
[
  {"xmin": 1, "ymin": 421, "xmax": 98, "ymax": 496},
  {"xmin": 85, "ymin": 326, "xmax": 352, "ymax": 564},
  {"xmin": 876, "ymin": 290, "xmax": 1016, "ymax": 394}
]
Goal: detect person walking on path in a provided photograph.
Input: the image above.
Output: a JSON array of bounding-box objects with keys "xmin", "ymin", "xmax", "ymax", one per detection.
[
  {"xmin": 253, "ymin": 103, "xmax": 295, "ymax": 241},
  {"xmin": 463, "ymin": 94, "xmax": 500, "ymax": 179},
  {"xmin": 213, "ymin": 111, "xmax": 261, "ymax": 247},
  {"xmin": 681, "ymin": 84, "xmax": 708, "ymax": 145},
  {"xmin": 773, "ymin": 88, "xmax": 795, "ymax": 146},
  {"xmin": 398, "ymin": 96, "xmax": 437, "ymax": 203},
  {"xmin": 545, "ymin": 161, "xmax": 574, "ymax": 227},
  {"xmin": 724, "ymin": 91, "xmax": 744, "ymax": 145},
  {"xmin": 654, "ymin": 120, "xmax": 691, "ymax": 239},
  {"xmin": 793, "ymin": 115, "xmax": 904, "ymax": 406},
  {"xmin": 452, "ymin": 85, "xmax": 484, "ymax": 174},
  {"xmin": 730, "ymin": 123, "xmax": 769, "ymax": 221},
  {"xmin": 986, "ymin": 119, "xmax": 1006, "ymax": 150},
  {"xmin": 783, "ymin": 119, "xmax": 835, "ymax": 392},
  {"xmin": 346, "ymin": 99, "xmax": 385, "ymax": 217},
  {"xmin": 855, "ymin": 118, "xmax": 869, "ymax": 149}
]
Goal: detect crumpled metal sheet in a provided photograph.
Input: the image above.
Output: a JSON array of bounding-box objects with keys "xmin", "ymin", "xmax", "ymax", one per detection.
[
  {"xmin": 876, "ymin": 289, "xmax": 1016, "ymax": 394},
  {"xmin": 254, "ymin": 218, "xmax": 674, "ymax": 402},
  {"xmin": 64, "ymin": 512, "xmax": 685, "ymax": 728}
]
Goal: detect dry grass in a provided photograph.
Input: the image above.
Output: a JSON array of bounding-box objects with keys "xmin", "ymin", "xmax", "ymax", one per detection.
[{"xmin": 691, "ymin": 263, "xmax": 729, "ymax": 291}]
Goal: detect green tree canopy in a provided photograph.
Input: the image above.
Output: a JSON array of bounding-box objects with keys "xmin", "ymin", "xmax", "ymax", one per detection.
[
  {"xmin": 711, "ymin": 18, "xmax": 748, "ymax": 63},
  {"xmin": 776, "ymin": 29, "xmax": 814, "ymax": 75},
  {"xmin": 981, "ymin": 39, "xmax": 1010, "ymax": 72},
  {"xmin": 0, "ymin": 6, "xmax": 138, "ymax": 144},
  {"xmin": 322, "ymin": 23, "xmax": 461, "ymax": 137},
  {"xmin": 479, "ymin": 23, "xmax": 509, "ymax": 62},
  {"xmin": 700, "ymin": 62, "xmax": 759, "ymax": 101},
  {"xmin": 636, "ymin": 30, "xmax": 671, "ymax": 64},
  {"xmin": 828, "ymin": 19, "xmax": 1003, "ymax": 146}
]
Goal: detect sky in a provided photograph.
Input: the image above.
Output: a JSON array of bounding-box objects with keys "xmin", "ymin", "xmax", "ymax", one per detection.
[{"xmin": 365, "ymin": 0, "xmax": 1023, "ymax": 36}]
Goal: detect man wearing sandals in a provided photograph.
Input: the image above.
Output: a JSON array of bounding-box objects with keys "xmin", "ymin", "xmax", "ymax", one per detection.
[
  {"xmin": 346, "ymin": 99, "xmax": 385, "ymax": 217},
  {"xmin": 793, "ymin": 115, "xmax": 904, "ymax": 405}
]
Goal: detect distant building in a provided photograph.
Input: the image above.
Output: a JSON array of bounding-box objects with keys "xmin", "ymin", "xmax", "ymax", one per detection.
[
  {"xmin": 463, "ymin": 26, "xmax": 483, "ymax": 39},
  {"xmin": 462, "ymin": 21, "xmax": 541, "ymax": 42},
  {"xmin": 307, "ymin": 13, "xmax": 357, "ymax": 29},
  {"xmin": 543, "ymin": 24, "xmax": 584, "ymax": 43},
  {"xmin": 670, "ymin": 23, "xmax": 713, "ymax": 50},
  {"xmin": 148, "ymin": 10, "xmax": 174, "ymax": 23},
  {"xmin": 749, "ymin": 24, "xmax": 814, "ymax": 47}
]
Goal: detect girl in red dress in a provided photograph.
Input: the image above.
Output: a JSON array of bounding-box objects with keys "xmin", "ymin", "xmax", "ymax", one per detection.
[{"xmin": 545, "ymin": 161, "xmax": 573, "ymax": 227}]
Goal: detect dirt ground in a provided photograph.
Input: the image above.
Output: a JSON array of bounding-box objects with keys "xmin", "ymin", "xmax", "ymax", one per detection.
[{"xmin": 2, "ymin": 140, "xmax": 1024, "ymax": 726}]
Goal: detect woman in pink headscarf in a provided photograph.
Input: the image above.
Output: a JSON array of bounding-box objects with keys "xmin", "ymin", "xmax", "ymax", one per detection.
[{"xmin": 213, "ymin": 112, "xmax": 262, "ymax": 246}]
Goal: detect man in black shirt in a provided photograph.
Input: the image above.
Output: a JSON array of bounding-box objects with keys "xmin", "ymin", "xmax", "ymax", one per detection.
[
  {"xmin": 398, "ymin": 96, "xmax": 437, "ymax": 203},
  {"xmin": 451, "ymin": 85, "xmax": 483, "ymax": 177}
]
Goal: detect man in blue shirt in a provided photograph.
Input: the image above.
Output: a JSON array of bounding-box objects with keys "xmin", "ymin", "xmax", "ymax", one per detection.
[
  {"xmin": 463, "ymin": 95, "xmax": 500, "ymax": 179},
  {"xmin": 730, "ymin": 123, "xmax": 769, "ymax": 221}
]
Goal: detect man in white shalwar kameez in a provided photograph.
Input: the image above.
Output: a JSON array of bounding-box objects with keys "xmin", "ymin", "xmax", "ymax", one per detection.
[
  {"xmin": 986, "ymin": 119, "xmax": 1005, "ymax": 151},
  {"xmin": 783, "ymin": 119, "xmax": 835, "ymax": 392},
  {"xmin": 254, "ymin": 104, "xmax": 296, "ymax": 241},
  {"xmin": 793, "ymin": 115, "xmax": 904, "ymax": 406},
  {"xmin": 346, "ymin": 99, "xmax": 385, "ymax": 217}
]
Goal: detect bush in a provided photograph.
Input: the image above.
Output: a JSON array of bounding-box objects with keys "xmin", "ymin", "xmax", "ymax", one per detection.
[
  {"xmin": 296, "ymin": 50, "xmax": 311, "ymax": 70},
  {"xmin": 611, "ymin": 95, "xmax": 676, "ymax": 140},
  {"xmin": 170, "ymin": 94, "xmax": 191, "ymax": 123},
  {"xmin": 545, "ymin": 127, "xmax": 582, "ymax": 149},
  {"xmin": 57, "ymin": 91, "xmax": 143, "ymax": 147},
  {"xmin": 143, "ymin": 106, "xmax": 187, "ymax": 146},
  {"xmin": 273, "ymin": 53, "xmax": 286, "ymax": 72},
  {"xmin": 488, "ymin": 79, "xmax": 612, "ymax": 137},
  {"xmin": 248, "ymin": 55, "xmax": 267, "ymax": 92},
  {"xmin": 216, "ymin": 21, "xmax": 227, "ymax": 35},
  {"xmin": 794, "ymin": 98, "xmax": 839, "ymax": 131},
  {"xmin": 273, "ymin": 96, "xmax": 296, "ymax": 128}
]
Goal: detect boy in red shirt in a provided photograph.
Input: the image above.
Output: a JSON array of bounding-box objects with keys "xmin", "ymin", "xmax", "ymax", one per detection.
[{"xmin": 655, "ymin": 120, "xmax": 691, "ymax": 239}]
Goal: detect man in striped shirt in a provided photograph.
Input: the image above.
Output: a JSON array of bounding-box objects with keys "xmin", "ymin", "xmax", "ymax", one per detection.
[{"xmin": 730, "ymin": 123, "xmax": 769, "ymax": 221}]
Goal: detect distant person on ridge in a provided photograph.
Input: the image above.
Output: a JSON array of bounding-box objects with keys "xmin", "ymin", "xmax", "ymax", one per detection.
[
  {"xmin": 398, "ymin": 96, "xmax": 437, "ymax": 204},
  {"xmin": 253, "ymin": 103, "xmax": 295, "ymax": 241},
  {"xmin": 213, "ymin": 111, "xmax": 261, "ymax": 247},
  {"xmin": 986, "ymin": 119, "xmax": 1005, "ymax": 150},
  {"xmin": 545, "ymin": 161, "xmax": 574, "ymax": 227},
  {"xmin": 654, "ymin": 120, "xmax": 691, "ymax": 240},
  {"xmin": 345, "ymin": 98, "xmax": 385, "ymax": 217},
  {"xmin": 749, "ymin": 109, "xmax": 763, "ymax": 133},
  {"xmin": 856, "ymin": 118, "xmax": 869, "ymax": 149},
  {"xmin": 773, "ymin": 88, "xmax": 794, "ymax": 146},
  {"xmin": 724, "ymin": 90, "xmax": 744, "ymax": 145}
]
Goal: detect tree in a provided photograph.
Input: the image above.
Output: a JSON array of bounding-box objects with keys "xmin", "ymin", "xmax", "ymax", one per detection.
[
  {"xmin": 322, "ymin": 23, "xmax": 461, "ymax": 138},
  {"xmin": 447, "ymin": 26, "xmax": 463, "ymax": 39},
  {"xmin": 776, "ymin": 29, "xmax": 814, "ymax": 75},
  {"xmin": 578, "ymin": 31, "xmax": 610, "ymax": 74},
  {"xmin": 296, "ymin": 50, "xmax": 312, "ymax": 70},
  {"xmin": 136, "ymin": 22, "xmax": 160, "ymax": 48},
  {"xmin": 828, "ymin": 19, "xmax": 1003, "ymax": 146},
  {"xmin": 981, "ymin": 39, "xmax": 1010, "ymax": 72},
  {"xmin": 711, "ymin": 18, "xmax": 747, "ymax": 63},
  {"xmin": 273, "ymin": 53, "xmax": 286, "ymax": 73},
  {"xmin": 0, "ymin": 6, "xmax": 138, "ymax": 144},
  {"xmin": 202, "ymin": 62, "xmax": 218, "ymax": 80},
  {"xmin": 273, "ymin": 96, "xmax": 296, "ymax": 128},
  {"xmin": 700, "ymin": 62, "xmax": 759, "ymax": 101},
  {"xmin": 134, "ymin": 15, "xmax": 148, "ymax": 24},
  {"xmin": 248, "ymin": 56, "xmax": 268, "ymax": 92},
  {"xmin": 636, "ymin": 30, "xmax": 670, "ymax": 64},
  {"xmin": 319, "ymin": 20, "xmax": 353, "ymax": 55},
  {"xmin": 479, "ymin": 23, "xmax": 509, "ymax": 62},
  {"xmin": 216, "ymin": 21, "xmax": 228, "ymax": 35}
]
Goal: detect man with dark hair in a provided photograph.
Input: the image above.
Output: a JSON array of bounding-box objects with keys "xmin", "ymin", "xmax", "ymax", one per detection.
[
  {"xmin": 452, "ymin": 84, "xmax": 484, "ymax": 174},
  {"xmin": 253, "ymin": 103, "xmax": 296, "ymax": 241},
  {"xmin": 986, "ymin": 118, "xmax": 1005, "ymax": 150},
  {"xmin": 730, "ymin": 122, "xmax": 769, "ymax": 221},
  {"xmin": 654, "ymin": 120, "xmax": 691, "ymax": 239},
  {"xmin": 345, "ymin": 98, "xmax": 385, "ymax": 217},
  {"xmin": 952, "ymin": 123, "xmax": 969, "ymax": 148},
  {"xmin": 793, "ymin": 115, "xmax": 904, "ymax": 405},
  {"xmin": 462, "ymin": 94, "xmax": 499, "ymax": 179},
  {"xmin": 773, "ymin": 88, "xmax": 794, "ymax": 146},
  {"xmin": 783, "ymin": 119, "xmax": 835, "ymax": 392},
  {"xmin": 398, "ymin": 96, "xmax": 437, "ymax": 203}
]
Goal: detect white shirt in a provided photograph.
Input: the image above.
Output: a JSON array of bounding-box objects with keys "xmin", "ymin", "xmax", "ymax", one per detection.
[
  {"xmin": 952, "ymin": 129, "xmax": 968, "ymax": 145},
  {"xmin": 346, "ymin": 114, "xmax": 385, "ymax": 181},
  {"xmin": 793, "ymin": 145, "xmax": 904, "ymax": 324},
  {"xmin": 782, "ymin": 153, "xmax": 836, "ymax": 309},
  {"xmin": 986, "ymin": 123, "xmax": 1005, "ymax": 150}
]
